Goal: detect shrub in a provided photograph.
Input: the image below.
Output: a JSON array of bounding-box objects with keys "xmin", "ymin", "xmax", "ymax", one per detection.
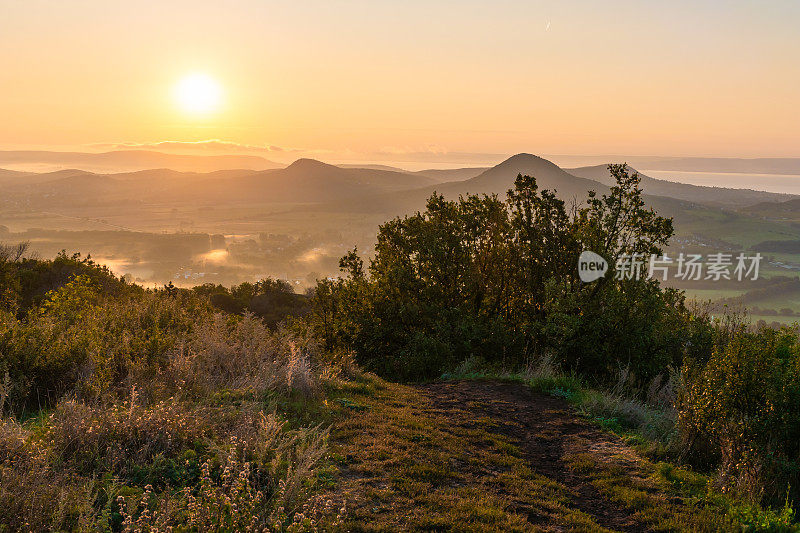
[
  {"xmin": 196, "ymin": 278, "xmax": 310, "ymax": 328},
  {"xmin": 0, "ymin": 256, "xmax": 341, "ymax": 531},
  {"xmin": 678, "ymin": 327, "xmax": 800, "ymax": 506},
  {"xmin": 45, "ymin": 398, "xmax": 211, "ymax": 484},
  {"xmin": 0, "ymin": 276, "xmax": 199, "ymax": 410}
]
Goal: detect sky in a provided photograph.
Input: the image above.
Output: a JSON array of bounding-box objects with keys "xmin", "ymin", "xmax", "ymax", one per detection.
[{"xmin": 1, "ymin": 0, "xmax": 799, "ymax": 164}]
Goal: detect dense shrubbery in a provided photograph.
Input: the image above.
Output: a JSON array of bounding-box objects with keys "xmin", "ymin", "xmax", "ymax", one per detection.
[
  {"xmin": 0, "ymin": 248, "xmax": 344, "ymax": 531},
  {"xmin": 0, "ymin": 275, "xmax": 202, "ymax": 409},
  {"xmin": 312, "ymin": 165, "xmax": 683, "ymax": 383},
  {"xmin": 0, "ymin": 246, "xmax": 132, "ymax": 316},
  {"xmin": 679, "ymin": 324, "xmax": 800, "ymax": 506}
]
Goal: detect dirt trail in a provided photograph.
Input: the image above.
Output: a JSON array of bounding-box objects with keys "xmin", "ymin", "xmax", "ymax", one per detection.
[
  {"xmin": 326, "ymin": 377, "xmax": 714, "ymax": 532},
  {"xmin": 416, "ymin": 381, "xmax": 646, "ymax": 532}
]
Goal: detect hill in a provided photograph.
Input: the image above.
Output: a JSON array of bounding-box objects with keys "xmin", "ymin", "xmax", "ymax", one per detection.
[
  {"xmin": 0, "ymin": 168, "xmax": 31, "ymax": 185},
  {"xmin": 568, "ymin": 164, "xmax": 794, "ymax": 207},
  {"xmin": 178, "ymin": 158, "xmax": 439, "ymax": 204},
  {"xmin": 743, "ymin": 197, "xmax": 800, "ymax": 219},
  {"xmin": 307, "ymin": 154, "xmax": 800, "ymax": 256},
  {"xmin": 546, "ymin": 155, "xmax": 800, "ymax": 176},
  {"xmin": 632, "ymin": 156, "xmax": 800, "ymax": 176},
  {"xmin": 1, "ymin": 160, "xmax": 437, "ymax": 206},
  {"xmin": 322, "ymin": 153, "xmax": 614, "ymax": 216}
]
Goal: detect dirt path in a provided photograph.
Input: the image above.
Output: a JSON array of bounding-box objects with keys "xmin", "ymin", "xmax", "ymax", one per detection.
[
  {"xmin": 323, "ymin": 376, "xmax": 722, "ymax": 532},
  {"xmin": 417, "ymin": 381, "xmax": 645, "ymax": 532}
]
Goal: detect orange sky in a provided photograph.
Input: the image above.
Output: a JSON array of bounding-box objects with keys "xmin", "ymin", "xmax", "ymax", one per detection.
[{"xmin": 1, "ymin": 1, "xmax": 799, "ymax": 163}]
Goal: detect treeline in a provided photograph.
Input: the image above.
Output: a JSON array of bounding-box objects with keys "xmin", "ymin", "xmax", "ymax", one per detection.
[
  {"xmin": 307, "ymin": 165, "xmax": 800, "ymax": 511},
  {"xmin": 192, "ymin": 279, "xmax": 310, "ymax": 328}
]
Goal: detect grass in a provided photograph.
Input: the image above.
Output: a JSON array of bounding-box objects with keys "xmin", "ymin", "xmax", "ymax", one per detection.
[{"xmin": 447, "ymin": 358, "xmax": 800, "ymax": 531}]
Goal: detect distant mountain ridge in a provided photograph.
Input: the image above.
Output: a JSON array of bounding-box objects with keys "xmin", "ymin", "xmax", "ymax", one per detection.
[
  {"xmin": 6, "ymin": 153, "xmax": 800, "ymax": 267},
  {"xmin": 0, "ymin": 149, "xmax": 279, "ymax": 173},
  {"xmin": 568, "ymin": 165, "xmax": 793, "ymax": 207},
  {"xmin": 320, "ymin": 153, "xmax": 615, "ymax": 216},
  {"xmin": 4, "ymin": 153, "xmax": 798, "ymax": 212},
  {"xmin": 634, "ymin": 157, "xmax": 800, "ymax": 176},
  {"xmin": 0, "ymin": 158, "xmax": 438, "ymax": 205}
]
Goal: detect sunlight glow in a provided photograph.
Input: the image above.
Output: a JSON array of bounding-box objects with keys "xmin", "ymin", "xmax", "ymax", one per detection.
[{"xmin": 174, "ymin": 74, "xmax": 221, "ymax": 115}]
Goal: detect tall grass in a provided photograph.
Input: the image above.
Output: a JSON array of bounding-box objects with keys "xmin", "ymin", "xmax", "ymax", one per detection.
[{"xmin": 165, "ymin": 312, "xmax": 322, "ymax": 399}]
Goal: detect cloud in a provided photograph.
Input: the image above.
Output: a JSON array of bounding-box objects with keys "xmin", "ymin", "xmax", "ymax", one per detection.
[{"xmin": 88, "ymin": 140, "xmax": 293, "ymax": 154}]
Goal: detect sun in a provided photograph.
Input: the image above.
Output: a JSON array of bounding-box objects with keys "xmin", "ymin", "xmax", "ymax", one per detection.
[{"xmin": 174, "ymin": 74, "xmax": 222, "ymax": 115}]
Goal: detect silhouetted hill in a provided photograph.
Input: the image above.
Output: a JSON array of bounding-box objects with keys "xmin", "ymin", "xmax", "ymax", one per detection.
[
  {"xmin": 190, "ymin": 159, "xmax": 438, "ymax": 203},
  {"xmin": 302, "ymin": 155, "xmax": 800, "ymax": 256},
  {"xmin": 453, "ymin": 154, "xmax": 604, "ymax": 199},
  {"xmin": 1, "ymin": 159, "xmax": 439, "ymax": 206},
  {"xmin": 338, "ymin": 163, "xmax": 410, "ymax": 172},
  {"xmin": 568, "ymin": 165, "xmax": 794, "ymax": 207},
  {"xmin": 315, "ymin": 153, "xmax": 611, "ymax": 216},
  {"xmin": 0, "ymin": 168, "xmax": 35, "ymax": 186},
  {"xmin": 2, "ymin": 168, "xmax": 262, "ymax": 206}
]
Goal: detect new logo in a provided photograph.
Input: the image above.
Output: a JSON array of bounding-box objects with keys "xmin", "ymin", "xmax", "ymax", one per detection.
[{"xmin": 578, "ymin": 250, "xmax": 608, "ymax": 282}]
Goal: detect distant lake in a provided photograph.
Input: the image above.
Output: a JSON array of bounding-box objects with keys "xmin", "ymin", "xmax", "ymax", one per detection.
[{"xmin": 644, "ymin": 170, "xmax": 800, "ymax": 196}]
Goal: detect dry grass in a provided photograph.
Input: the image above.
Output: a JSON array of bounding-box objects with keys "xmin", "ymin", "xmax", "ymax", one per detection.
[
  {"xmin": 0, "ymin": 394, "xmax": 333, "ymax": 531},
  {"xmin": 165, "ymin": 313, "xmax": 322, "ymax": 400}
]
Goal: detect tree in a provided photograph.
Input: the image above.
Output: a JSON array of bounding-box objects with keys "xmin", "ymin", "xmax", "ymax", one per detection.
[{"xmin": 312, "ymin": 164, "xmax": 682, "ymax": 383}]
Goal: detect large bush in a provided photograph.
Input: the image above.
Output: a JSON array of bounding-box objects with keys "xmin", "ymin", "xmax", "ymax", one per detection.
[
  {"xmin": 193, "ymin": 278, "xmax": 309, "ymax": 328},
  {"xmin": 312, "ymin": 165, "xmax": 685, "ymax": 382}
]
